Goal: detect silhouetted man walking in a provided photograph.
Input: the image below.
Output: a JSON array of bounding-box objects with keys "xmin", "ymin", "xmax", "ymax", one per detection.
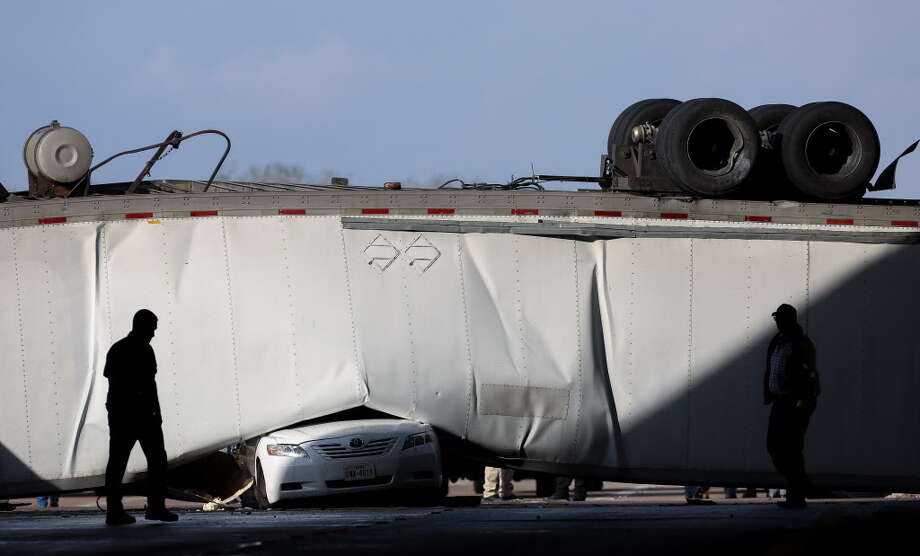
[
  {"xmin": 104, "ymin": 309, "xmax": 178, "ymax": 526},
  {"xmin": 764, "ymin": 304, "xmax": 820, "ymax": 509}
]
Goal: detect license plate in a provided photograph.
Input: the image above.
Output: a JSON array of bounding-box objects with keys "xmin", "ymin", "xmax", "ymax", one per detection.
[{"xmin": 343, "ymin": 463, "xmax": 375, "ymax": 481}]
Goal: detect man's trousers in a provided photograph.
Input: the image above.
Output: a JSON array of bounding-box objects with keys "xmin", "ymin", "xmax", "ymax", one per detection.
[
  {"xmin": 483, "ymin": 467, "xmax": 514, "ymax": 498},
  {"xmin": 105, "ymin": 416, "xmax": 168, "ymax": 512},
  {"xmin": 766, "ymin": 398, "xmax": 814, "ymax": 502}
]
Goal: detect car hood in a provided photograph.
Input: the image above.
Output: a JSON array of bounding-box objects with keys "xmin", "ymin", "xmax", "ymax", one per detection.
[{"xmin": 267, "ymin": 419, "xmax": 430, "ymax": 444}]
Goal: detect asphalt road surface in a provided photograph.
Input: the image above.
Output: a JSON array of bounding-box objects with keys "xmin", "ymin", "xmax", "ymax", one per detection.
[{"xmin": 2, "ymin": 482, "xmax": 918, "ymax": 555}]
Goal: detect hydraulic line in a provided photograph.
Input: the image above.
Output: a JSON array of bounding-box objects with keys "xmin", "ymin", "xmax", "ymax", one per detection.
[{"xmin": 64, "ymin": 129, "xmax": 231, "ymax": 197}]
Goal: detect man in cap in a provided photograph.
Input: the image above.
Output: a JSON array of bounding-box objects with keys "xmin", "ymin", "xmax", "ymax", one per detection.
[
  {"xmin": 764, "ymin": 303, "xmax": 820, "ymax": 509},
  {"xmin": 103, "ymin": 309, "xmax": 178, "ymax": 525}
]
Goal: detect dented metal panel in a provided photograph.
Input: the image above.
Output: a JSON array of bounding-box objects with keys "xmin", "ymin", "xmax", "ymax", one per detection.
[{"xmin": 477, "ymin": 385, "xmax": 570, "ymax": 419}]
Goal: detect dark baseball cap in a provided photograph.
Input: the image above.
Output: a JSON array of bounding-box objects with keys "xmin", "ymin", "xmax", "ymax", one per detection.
[{"xmin": 772, "ymin": 304, "xmax": 797, "ymax": 318}]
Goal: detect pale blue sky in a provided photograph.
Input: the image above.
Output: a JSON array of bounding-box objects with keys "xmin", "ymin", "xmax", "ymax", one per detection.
[{"xmin": 2, "ymin": 1, "xmax": 919, "ymax": 196}]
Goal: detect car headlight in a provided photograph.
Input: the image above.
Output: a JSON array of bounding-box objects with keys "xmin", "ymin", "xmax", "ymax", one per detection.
[
  {"xmin": 402, "ymin": 432, "xmax": 432, "ymax": 450},
  {"xmin": 266, "ymin": 443, "xmax": 308, "ymax": 458}
]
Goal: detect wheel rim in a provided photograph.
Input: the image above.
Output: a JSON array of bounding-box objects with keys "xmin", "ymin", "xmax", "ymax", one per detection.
[
  {"xmin": 685, "ymin": 117, "xmax": 744, "ymax": 176},
  {"xmin": 804, "ymin": 121, "xmax": 860, "ymax": 177}
]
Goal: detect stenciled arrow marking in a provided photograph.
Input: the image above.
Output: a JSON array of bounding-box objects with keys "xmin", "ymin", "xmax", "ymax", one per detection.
[
  {"xmin": 363, "ymin": 234, "xmax": 400, "ymax": 272},
  {"xmin": 405, "ymin": 234, "xmax": 441, "ymax": 273}
]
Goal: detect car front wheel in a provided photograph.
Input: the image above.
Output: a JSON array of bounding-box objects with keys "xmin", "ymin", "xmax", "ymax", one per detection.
[{"xmin": 255, "ymin": 461, "xmax": 271, "ymax": 510}]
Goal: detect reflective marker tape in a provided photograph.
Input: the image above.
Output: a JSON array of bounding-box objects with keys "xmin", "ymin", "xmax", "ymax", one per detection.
[
  {"xmin": 362, "ymin": 208, "xmax": 389, "ymax": 215},
  {"xmin": 891, "ymin": 220, "xmax": 919, "ymax": 227},
  {"xmin": 594, "ymin": 210, "xmax": 622, "ymax": 217},
  {"xmin": 191, "ymin": 210, "xmax": 219, "ymax": 217},
  {"xmin": 744, "ymin": 215, "xmax": 772, "ymax": 222},
  {"xmin": 826, "ymin": 218, "xmax": 854, "ymax": 225},
  {"xmin": 278, "ymin": 209, "xmax": 306, "ymax": 215},
  {"xmin": 511, "ymin": 209, "xmax": 539, "ymax": 215},
  {"xmin": 125, "ymin": 212, "xmax": 154, "ymax": 219},
  {"xmin": 427, "ymin": 208, "xmax": 455, "ymax": 215},
  {"xmin": 661, "ymin": 213, "xmax": 688, "ymax": 219},
  {"xmin": 38, "ymin": 217, "xmax": 67, "ymax": 224}
]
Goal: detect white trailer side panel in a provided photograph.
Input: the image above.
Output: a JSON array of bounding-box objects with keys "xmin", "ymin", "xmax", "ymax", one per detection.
[
  {"xmin": 3, "ymin": 212, "xmax": 920, "ymax": 496},
  {"xmin": 807, "ymin": 241, "xmax": 920, "ymax": 477},
  {"xmin": 282, "ymin": 217, "xmax": 366, "ymax": 422},
  {"xmin": 604, "ymin": 238, "xmax": 692, "ymax": 470}
]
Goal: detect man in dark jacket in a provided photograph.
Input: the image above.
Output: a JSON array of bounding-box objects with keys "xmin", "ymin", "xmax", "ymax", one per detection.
[
  {"xmin": 763, "ymin": 303, "xmax": 820, "ymax": 509},
  {"xmin": 103, "ymin": 309, "xmax": 178, "ymax": 526}
]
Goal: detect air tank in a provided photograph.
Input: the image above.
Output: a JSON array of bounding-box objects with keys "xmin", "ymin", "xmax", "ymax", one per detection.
[{"xmin": 23, "ymin": 120, "xmax": 92, "ymax": 197}]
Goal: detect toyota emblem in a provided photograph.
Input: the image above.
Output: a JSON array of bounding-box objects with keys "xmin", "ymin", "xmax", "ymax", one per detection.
[{"xmin": 348, "ymin": 437, "xmax": 365, "ymax": 449}]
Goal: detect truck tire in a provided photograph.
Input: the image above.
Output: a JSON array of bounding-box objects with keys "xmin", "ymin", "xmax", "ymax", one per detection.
[
  {"xmin": 776, "ymin": 101, "xmax": 879, "ymax": 200},
  {"xmin": 656, "ymin": 98, "xmax": 760, "ymax": 196},
  {"xmin": 746, "ymin": 104, "xmax": 798, "ymax": 200},
  {"xmin": 607, "ymin": 98, "xmax": 681, "ymax": 155},
  {"xmin": 749, "ymin": 104, "xmax": 797, "ymax": 132}
]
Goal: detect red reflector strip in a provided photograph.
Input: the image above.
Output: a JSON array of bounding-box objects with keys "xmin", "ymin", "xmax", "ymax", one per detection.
[
  {"xmin": 38, "ymin": 217, "xmax": 67, "ymax": 224},
  {"xmin": 826, "ymin": 218, "xmax": 854, "ymax": 225},
  {"xmin": 125, "ymin": 212, "xmax": 154, "ymax": 219},
  {"xmin": 278, "ymin": 209, "xmax": 306, "ymax": 215},
  {"xmin": 891, "ymin": 220, "xmax": 919, "ymax": 227},
  {"xmin": 362, "ymin": 208, "xmax": 389, "ymax": 215},
  {"xmin": 661, "ymin": 213, "xmax": 688, "ymax": 219},
  {"xmin": 511, "ymin": 209, "xmax": 539, "ymax": 215},
  {"xmin": 594, "ymin": 210, "xmax": 622, "ymax": 217},
  {"xmin": 744, "ymin": 215, "xmax": 772, "ymax": 222},
  {"xmin": 427, "ymin": 208, "xmax": 455, "ymax": 215},
  {"xmin": 191, "ymin": 210, "xmax": 218, "ymax": 217}
]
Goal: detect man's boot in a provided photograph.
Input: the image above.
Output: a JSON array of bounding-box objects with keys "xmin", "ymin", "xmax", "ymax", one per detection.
[
  {"xmin": 106, "ymin": 510, "xmax": 136, "ymax": 526},
  {"xmin": 145, "ymin": 498, "xmax": 178, "ymax": 522},
  {"xmin": 572, "ymin": 479, "xmax": 587, "ymax": 501},
  {"xmin": 777, "ymin": 487, "xmax": 807, "ymax": 509},
  {"xmin": 548, "ymin": 490, "xmax": 569, "ymax": 500},
  {"xmin": 145, "ymin": 507, "xmax": 179, "ymax": 521},
  {"xmin": 550, "ymin": 476, "xmax": 571, "ymax": 500},
  {"xmin": 106, "ymin": 501, "xmax": 135, "ymax": 526}
]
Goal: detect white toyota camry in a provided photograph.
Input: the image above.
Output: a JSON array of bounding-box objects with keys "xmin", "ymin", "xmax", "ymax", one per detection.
[{"xmin": 240, "ymin": 418, "xmax": 444, "ymax": 508}]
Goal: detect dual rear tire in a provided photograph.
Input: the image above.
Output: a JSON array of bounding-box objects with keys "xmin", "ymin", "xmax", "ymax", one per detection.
[
  {"xmin": 656, "ymin": 98, "xmax": 760, "ymax": 197},
  {"xmin": 746, "ymin": 102, "xmax": 879, "ymax": 200},
  {"xmin": 608, "ymin": 97, "xmax": 760, "ymax": 197},
  {"xmin": 746, "ymin": 104, "xmax": 798, "ymax": 200},
  {"xmin": 775, "ymin": 102, "xmax": 879, "ymax": 200},
  {"xmin": 607, "ymin": 98, "xmax": 681, "ymax": 156},
  {"xmin": 608, "ymin": 99, "xmax": 880, "ymax": 200}
]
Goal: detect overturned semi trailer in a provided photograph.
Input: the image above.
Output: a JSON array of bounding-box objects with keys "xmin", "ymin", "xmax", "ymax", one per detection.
[{"xmin": 2, "ymin": 185, "xmax": 920, "ymax": 498}]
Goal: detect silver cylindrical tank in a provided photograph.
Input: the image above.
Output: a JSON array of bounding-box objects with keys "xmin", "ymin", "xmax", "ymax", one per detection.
[{"xmin": 23, "ymin": 121, "xmax": 93, "ymax": 184}]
